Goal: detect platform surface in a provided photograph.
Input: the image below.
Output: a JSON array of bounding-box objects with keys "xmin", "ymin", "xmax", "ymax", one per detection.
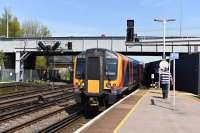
[{"xmin": 118, "ymin": 89, "xmax": 200, "ymax": 133}]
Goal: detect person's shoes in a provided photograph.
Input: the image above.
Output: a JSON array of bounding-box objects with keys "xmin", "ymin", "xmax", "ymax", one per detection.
[{"xmin": 151, "ymin": 98, "xmax": 155, "ymax": 105}]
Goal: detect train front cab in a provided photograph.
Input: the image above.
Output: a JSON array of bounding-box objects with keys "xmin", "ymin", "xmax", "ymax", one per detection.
[{"xmin": 73, "ymin": 49, "xmax": 143, "ymax": 111}]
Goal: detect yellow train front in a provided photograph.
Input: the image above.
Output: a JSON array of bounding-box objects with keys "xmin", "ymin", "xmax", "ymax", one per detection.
[{"xmin": 73, "ymin": 48, "xmax": 143, "ymax": 111}]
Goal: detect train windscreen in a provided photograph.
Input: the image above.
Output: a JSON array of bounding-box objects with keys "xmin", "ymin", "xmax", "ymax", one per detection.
[
  {"xmin": 105, "ymin": 58, "xmax": 117, "ymax": 80},
  {"xmin": 87, "ymin": 57, "xmax": 100, "ymax": 80},
  {"xmin": 76, "ymin": 58, "xmax": 85, "ymax": 79}
]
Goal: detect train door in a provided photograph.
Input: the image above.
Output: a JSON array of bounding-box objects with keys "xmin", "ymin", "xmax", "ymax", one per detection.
[{"xmin": 86, "ymin": 56, "xmax": 103, "ymax": 94}]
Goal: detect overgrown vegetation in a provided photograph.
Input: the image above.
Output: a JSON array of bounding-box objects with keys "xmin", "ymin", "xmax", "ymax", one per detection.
[
  {"xmin": 0, "ymin": 8, "xmax": 51, "ymax": 38},
  {"xmin": 0, "ymin": 51, "xmax": 6, "ymax": 69},
  {"xmin": 0, "ymin": 8, "xmax": 21, "ymax": 37},
  {"xmin": 35, "ymin": 56, "xmax": 47, "ymax": 69},
  {"xmin": 0, "ymin": 8, "xmax": 51, "ymax": 70},
  {"xmin": 21, "ymin": 20, "xmax": 51, "ymax": 37}
]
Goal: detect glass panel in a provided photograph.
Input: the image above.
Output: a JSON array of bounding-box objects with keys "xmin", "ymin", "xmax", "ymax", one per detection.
[
  {"xmin": 105, "ymin": 58, "xmax": 117, "ymax": 80},
  {"xmin": 76, "ymin": 58, "xmax": 85, "ymax": 79},
  {"xmin": 87, "ymin": 57, "xmax": 100, "ymax": 80}
]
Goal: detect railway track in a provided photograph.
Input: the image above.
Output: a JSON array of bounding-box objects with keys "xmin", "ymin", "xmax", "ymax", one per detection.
[
  {"xmin": 0, "ymin": 92, "xmax": 74, "ymax": 115},
  {"xmin": 0, "ymin": 84, "xmax": 72, "ymax": 99},
  {"xmin": 0, "ymin": 87, "xmax": 64, "ymax": 100},
  {"xmin": 38, "ymin": 111, "xmax": 81, "ymax": 133},
  {"xmin": 0, "ymin": 84, "xmax": 48, "ymax": 96},
  {"xmin": 1, "ymin": 104, "xmax": 78, "ymax": 133},
  {"xmin": 0, "ymin": 93, "xmax": 74, "ymax": 123},
  {"xmin": 0, "ymin": 88, "xmax": 73, "ymax": 110}
]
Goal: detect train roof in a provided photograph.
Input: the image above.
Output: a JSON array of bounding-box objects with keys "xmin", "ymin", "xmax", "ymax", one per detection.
[
  {"xmin": 77, "ymin": 48, "xmax": 143, "ymax": 64},
  {"xmin": 86, "ymin": 48, "xmax": 117, "ymax": 55}
]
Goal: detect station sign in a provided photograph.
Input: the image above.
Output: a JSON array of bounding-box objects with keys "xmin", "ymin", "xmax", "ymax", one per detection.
[{"xmin": 170, "ymin": 53, "xmax": 179, "ymax": 60}]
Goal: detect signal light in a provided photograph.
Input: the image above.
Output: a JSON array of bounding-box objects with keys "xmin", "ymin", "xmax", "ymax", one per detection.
[
  {"xmin": 67, "ymin": 42, "xmax": 72, "ymax": 50},
  {"xmin": 106, "ymin": 82, "xmax": 111, "ymax": 88},
  {"xmin": 127, "ymin": 20, "xmax": 134, "ymax": 28},
  {"xmin": 52, "ymin": 41, "xmax": 60, "ymax": 51},
  {"xmin": 38, "ymin": 41, "xmax": 46, "ymax": 50},
  {"xmin": 126, "ymin": 28, "xmax": 134, "ymax": 42},
  {"xmin": 46, "ymin": 45, "xmax": 51, "ymax": 51},
  {"xmin": 126, "ymin": 19, "xmax": 135, "ymax": 42},
  {"xmin": 113, "ymin": 83, "xmax": 116, "ymax": 87},
  {"xmin": 135, "ymin": 37, "xmax": 139, "ymax": 42}
]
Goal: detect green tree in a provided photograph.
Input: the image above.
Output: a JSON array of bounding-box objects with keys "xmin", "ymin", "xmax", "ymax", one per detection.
[
  {"xmin": 21, "ymin": 20, "xmax": 51, "ymax": 37},
  {"xmin": 9, "ymin": 17, "xmax": 21, "ymax": 37},
  {"xmin": 0, "ymin": 8, "xmax": 21, "ymax": 37},
  {"xmin": 36, "ymin": 56, "xmax": 47, "ymax": 69},
  {"xmin": 0, "ymin": 51, "xmax": 6, "ymax": 69}
]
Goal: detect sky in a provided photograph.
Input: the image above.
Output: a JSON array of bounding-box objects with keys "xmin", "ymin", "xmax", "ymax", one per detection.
[
  {"xmin": 0, "ymin": 0, "xmax": 199, "ymax": 63},
  {"xmin": 0, "ymin": 0, "xmax": 200, "ymax": 37}
]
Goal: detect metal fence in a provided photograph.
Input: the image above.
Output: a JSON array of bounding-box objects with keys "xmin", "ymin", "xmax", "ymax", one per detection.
[
  {"xmin": 0, "ymin": 69, "xmax": 73, "ymax": 83},
  {"xmin": 23, "ymin": 69, "xmax": 60, "ymax": 82},
  {"xmin": 24, "ymin": 69, "xmax": 41, "ymax": 82},
  {"xmin": 0, "ymin": 69, "xmax": 16, "ymax": 82}
]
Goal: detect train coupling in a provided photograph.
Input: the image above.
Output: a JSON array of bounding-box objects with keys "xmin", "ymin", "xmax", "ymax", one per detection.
[{"xmin": 89, "ymin": 97, "xmax": 99, "ymax": 106}]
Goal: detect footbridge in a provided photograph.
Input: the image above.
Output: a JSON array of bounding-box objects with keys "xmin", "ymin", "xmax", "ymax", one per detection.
[
  {"xmin": 1, "ymin": 36, "xmax": 200, "ymax": 54},
  {"xmin": 0, "ymin": 36, "xmax": 200, "ymax": 82}
]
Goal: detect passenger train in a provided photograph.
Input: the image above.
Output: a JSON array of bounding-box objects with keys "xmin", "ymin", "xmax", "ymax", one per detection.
[{"xmin": 73, "ymin": 48, "xmax": 143, "ymax": 112}]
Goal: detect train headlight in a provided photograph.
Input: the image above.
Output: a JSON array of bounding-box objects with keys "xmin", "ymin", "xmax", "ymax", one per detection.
[
  {"xmin": 113, "ymin": 83, "xmax": 116, "ymax": 87},
  {"xmin": 106, "ymin": 82, "xmax": 111, "ymax": 88},
  {"xmin": 111, "ymin": 89, "xmax": 118, "ymax": 94},
  {"xmin": 80, "ymin": 82, "xmax": 85, "ymax": 88},
  {"xmin": 73, "ymin": 88, "xmax": 80, "ymax": 93}
]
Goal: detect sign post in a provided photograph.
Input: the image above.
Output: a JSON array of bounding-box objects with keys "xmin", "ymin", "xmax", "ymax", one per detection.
[
  {"xmin": 168, "ymin": 59, "xmax": 171, "ymax": 100},
  {"xmin": 170, "ymin": 53, "xmax": 179, "ymax": 110},
  {"xmin": 151, "ymin": 73, "xmax": 154, "ymax": 87}
]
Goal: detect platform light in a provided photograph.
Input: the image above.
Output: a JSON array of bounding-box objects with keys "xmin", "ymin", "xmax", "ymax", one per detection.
[
  {"xmin": 154, "ymin": 18, "xmax": 176, "ymax": 59},
  {"xmin": 52, "ymin": 41, "xmax": 60, "ymax": 51}
]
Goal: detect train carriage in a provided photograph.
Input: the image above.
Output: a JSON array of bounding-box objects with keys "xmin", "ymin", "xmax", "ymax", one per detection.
[{"xmin": 73, "ymin": 48, "xmax": 143, "ymax": 111}]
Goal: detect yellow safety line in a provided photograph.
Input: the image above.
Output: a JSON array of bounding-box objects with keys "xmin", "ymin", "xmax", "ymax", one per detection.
[
  {"xmin": 178, "ymin": 92, "xmax": 200, "ymax": 103},
  {"xmin": 113, "ymin": 92, "xmax": 148, "ymax": 133}
]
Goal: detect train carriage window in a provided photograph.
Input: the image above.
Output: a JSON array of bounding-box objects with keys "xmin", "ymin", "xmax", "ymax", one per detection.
[
  {"xmin": 105, "ymin": 58, "xmax": 117, "ymax": 80},
  {"xmin": 76, "ymin": 58, "xmax": 85, "ymax": 79},
  {"xmin": 133, "ymin": 63, "xmax": 139, "ymax": 81}
]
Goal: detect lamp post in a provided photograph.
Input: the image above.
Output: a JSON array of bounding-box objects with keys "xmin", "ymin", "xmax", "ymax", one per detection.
[
  {"xmin": 6, "ymin": 10, "xmax": 9, "ymax": 38},
  {"xmin": 154, "ymin": 18, "xmax": 176, "ymax": 59}
]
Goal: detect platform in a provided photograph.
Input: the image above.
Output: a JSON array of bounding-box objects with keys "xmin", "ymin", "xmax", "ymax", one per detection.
[{"xmin": 76, "ymin": 88, "xmax": 200, "ymax": 133}]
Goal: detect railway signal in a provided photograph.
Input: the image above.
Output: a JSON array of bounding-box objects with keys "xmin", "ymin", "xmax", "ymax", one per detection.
[
  {"xmin": 67, "ymin": 42, "xmax": 72, "ymax": 50},
  {"xmin": 126, "ymin": 19, "xmax": 139, "ymax": 43},
  {"xmin": 37, "ymin": 41, "xmax": 60, "ymax": 51},
  {"xmin": 37, "ymin": 41, "xmax": 61, "ymax": 89},
  {"xmin": 52, "ymin": 41, "xmax": 60, "ymax": 51},
  {"xmin": 38, "ymin": 41, "xmax": 47, "ymax": 51}
]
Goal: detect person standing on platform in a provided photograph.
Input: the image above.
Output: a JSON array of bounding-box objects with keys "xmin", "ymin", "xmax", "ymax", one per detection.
[{"xmin": 160, "ymin": 68, "xmax": 170, "ymax": 99}]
